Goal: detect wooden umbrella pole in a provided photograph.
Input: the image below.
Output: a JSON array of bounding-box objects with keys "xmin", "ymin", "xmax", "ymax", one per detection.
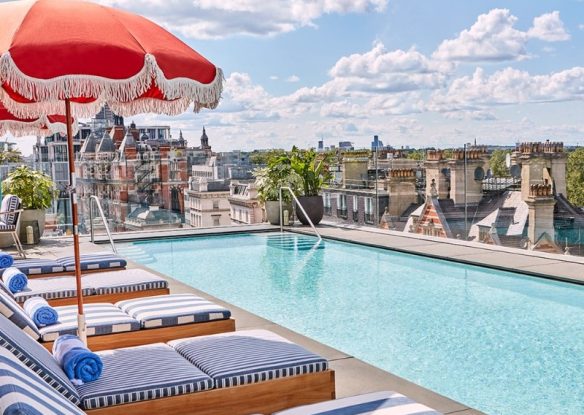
[{"xmin": 65, "ymin": 99, "xmax": 87, "ymax": 345}]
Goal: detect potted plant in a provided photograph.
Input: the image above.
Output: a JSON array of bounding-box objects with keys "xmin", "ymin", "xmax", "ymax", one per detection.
[
  {"xmin": 253, "ymin": 157, "xmax": 301, "ymax": 225},
  {"xmin": 1, "ymin": 165, "xmax": 57, "ymax": 240},
  {"xmin": 289, "ymin": 147, "xmax": 331, "ymax": 225}
]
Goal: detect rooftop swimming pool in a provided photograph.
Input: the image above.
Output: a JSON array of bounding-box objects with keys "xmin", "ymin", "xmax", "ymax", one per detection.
[{"xmin": 118, "ymin": 232, "xmax": 584, "ymax": 415}]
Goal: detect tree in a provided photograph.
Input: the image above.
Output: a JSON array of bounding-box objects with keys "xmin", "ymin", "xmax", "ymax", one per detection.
[
  {"xmin": 489, "ymin": 149, "xmax": 511, "ymax": 177},
  {"xmin": 0, "ymin": 147, "xmax": 23, "ymax": 164},
  {"xmin": 567, "ymin": 148, "xmax": 584, "ymax": 207},
  {"xmin": 406, "ymin": 149, "xmax": 425, "ymax": 161}
]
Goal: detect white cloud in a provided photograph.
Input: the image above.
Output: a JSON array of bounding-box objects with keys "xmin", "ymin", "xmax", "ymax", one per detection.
[
  {"xmin": 286, "ymin": 75, "xmax": 300, "ymax": 83},
  {"xmin": 433, "ymin": 9, "xmax": 569, "ymax": 62},
  {"xmin": 579, "ymin": 24, "xmax": 584, "ymax": 31},
  {"xmin": 269, "ymin": 75, "xmax": 279, "ymax": 80},
  {"xmin": 96, "ymin": 0, "xmax": 388, "ymax": 39},
  {"xmin": 330, "ymin": 43, "xmax": 453, "ymax": 78},
  {"xmin": 527, "ymin": 11, "xmax": 570, "ymax": 41},
  {"xmin": 430, "ymin": 66, "xmax": 584, "ymax": 111}
]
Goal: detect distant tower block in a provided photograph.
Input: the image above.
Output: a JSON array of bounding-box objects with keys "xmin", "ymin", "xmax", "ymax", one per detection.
[
  {"xmin": 448, "ymin": 146, "xmax": 489, "ymax": 206},
  {"xmin": 424, "ymin": 150, "xmax": 448, "ymax": 199}
]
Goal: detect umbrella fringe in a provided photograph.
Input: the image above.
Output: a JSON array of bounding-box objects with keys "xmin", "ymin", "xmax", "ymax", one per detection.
[
  {"xmin": 0, "ymin": 52, "xmax": 152, "ymax": 104},
  {"xmin": 0, "ymin": 115, "xmax": 77, "ymax": 137},
  {"xmin": 0, "ymin": 53, "xmax": 223, "ymax": 117},
  {"xmin": 0, "ymin": 88, "xmax": 107, "ymax": 119}
]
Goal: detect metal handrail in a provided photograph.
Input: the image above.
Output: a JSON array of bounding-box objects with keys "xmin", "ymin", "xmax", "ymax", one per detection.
[
  {"xmin": 279, "ymin": 187, "xmax": 322, "ymax": 241},
  {"xmin": 89, "ymin": 195, "xmax": 118, "ymax": 253}
]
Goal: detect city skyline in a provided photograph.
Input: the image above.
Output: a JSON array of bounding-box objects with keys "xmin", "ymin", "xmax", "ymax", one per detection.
[{"xmin": 8, "ymin": 0, "xmax": 584, "ymax": 155}]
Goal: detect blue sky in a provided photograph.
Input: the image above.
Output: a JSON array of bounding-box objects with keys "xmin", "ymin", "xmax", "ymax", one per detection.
[{"xmin": 15, "ymin": 0, "xmax": 584, "ymax": 154}]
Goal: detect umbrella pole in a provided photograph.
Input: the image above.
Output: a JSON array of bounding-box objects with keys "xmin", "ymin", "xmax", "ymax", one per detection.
[{"xmin": 65, "ymin": 99, "xmax": 87, "ymax": 345}]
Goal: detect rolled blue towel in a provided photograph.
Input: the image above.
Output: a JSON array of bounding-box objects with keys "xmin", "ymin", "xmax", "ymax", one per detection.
[
  {"xmin": 53, "ymin": 334, "xmax": 103, "ymax": 385},
  {"xmin": 2, "ymin": 267, "xmax": 27, "ymax": 293},
  {"xmin": 0, "ymin": 252, "xmax": 13, "ymax": 268},
  {"xmin": 23, "ymin": 297, "xmax": 59, "ymax": 327}
]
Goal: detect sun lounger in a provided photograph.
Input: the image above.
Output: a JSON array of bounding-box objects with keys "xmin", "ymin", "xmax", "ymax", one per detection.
[
  {"xmin": 0, "ymin": 313, "xmax": 335, "ymax": 415},
  {"xmin": 272, "ymin": 391, "xmax": 442, "ymax": 414},
  {"xmin": 12, "ymin": 269, "xmax": 170, "ymax": 307},
  {"xmin": 4, "ymin": 252, "xmax": 127, "ymax": 278},
  {"xmin": 0, "ymin": 287, "xmax": 235, "ymax": 351}
]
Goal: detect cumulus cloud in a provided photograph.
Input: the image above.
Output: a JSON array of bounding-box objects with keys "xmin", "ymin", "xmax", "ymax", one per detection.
[
  {"xmin": 286, "ymin": 75, "xmax": 300, "ymax": 83},
  {"xmin": 429, "ymin": 66, "xmax": 584, "ymax": 111},
  {"xmin": 433, "ymin": 9, "xmax": 569, "ymax": 62},
  {"xmin": 97, "ymin": 0, "xmax": 388, "ymax": 39},
  {"xmin": 527, "ymin": 11, "xmax": 570, "ymax": 41}
]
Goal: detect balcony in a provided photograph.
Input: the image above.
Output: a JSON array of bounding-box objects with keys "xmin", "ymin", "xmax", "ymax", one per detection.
[
  {"xmin": 352, "ymin": 210, "xmax": 359, "ymax": 222},
  {"xmin": 365, "ymin": 213, "xmax": 375, "ymax": 225},
  {"xmin": 337, "ymin": 208, "xmax": 348, "ymax": 219}
]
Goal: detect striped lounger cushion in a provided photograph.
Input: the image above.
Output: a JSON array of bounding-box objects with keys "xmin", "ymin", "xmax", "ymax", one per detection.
[
  {"xmin": 116, "ymin": 294, "xmax": 231, "ymax": 328},
  {"xmin": 14, "ymin": 276, "xmax": 94, "ymax": 303},
  {"xmin": 83, "ymin": 269, "xmax": 168, "ymax": 295},
  {"xmin": 0, "ymin": 346, "xmax": 85, "ymax": 415},
  {"xmin": 0, "ymin": 288, "xmax": 41, "ymax": 340},
  {"xmin": 57, "ymin": 253, "xmax": 127, "ymax": 272},
  {"xmin": 39, "ymin": 303, "xmax": 141, "ymax": 342},
  {"xmin": 0, "ymin": 313, "xmax": 81, "ymax": 405},
  {"xmin": 0, "ymin": 279, "xmax": 15, "ymax": 299},
  {"xmin": 10, "ymin": 259, "xmax": 64, "ymax": 275},
  {"xmin": 76, "ymin": 343, "xmax": 213, "ymax": 410},
  {"xmin": 273, "ymin": 391, "xmax": 443, "ymax": 415},
  {"xmin": 169, "ymin": 329, "xmax": 329, "ymax": 388}
]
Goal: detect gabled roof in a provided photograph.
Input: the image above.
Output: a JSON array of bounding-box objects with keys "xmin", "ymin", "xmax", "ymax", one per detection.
[
  {"xmin": 97, "ymin": 131, "xmax": 115, "ymax": 153},
  {"xmin": 80, "ymin": 132, "xmax": 98, "ymax": 153}
]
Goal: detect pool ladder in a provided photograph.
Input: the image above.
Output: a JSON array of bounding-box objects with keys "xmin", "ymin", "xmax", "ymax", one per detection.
[
  {"xmin": 88, "ymin": 195, "xmax": 118, "ymax": 254},
  {"xmin": 278, "ymin": 187, "xmax": 322, "ymax": 241}
]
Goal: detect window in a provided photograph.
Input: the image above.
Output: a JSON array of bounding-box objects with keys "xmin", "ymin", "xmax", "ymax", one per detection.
[
  {"xmin": 212, "ymin": 200, "xmax": 219, "ymax": 210},
  {"xmin": 213, "ymin": 217, "xmax": 220, "ymax": 226},
  {"xmin": 353, "ymin": 196, "xmax": 359, "ymax": 212},
  {"xmin": 364, "ymin": 197, "xmax": 374, "ymax": 224},
  {"xmin": 323, "ymin": 193, "xmax": 331, "ymax": 207},
  {"xmin": 337, "ymin": 194, "xmax": 347, "ymax": 218}
]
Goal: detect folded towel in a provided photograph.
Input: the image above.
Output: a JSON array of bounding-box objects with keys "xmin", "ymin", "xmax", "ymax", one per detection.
[
  {"xmin": 23, "ymin": 297, "xmax": 59, "ymax": 327},
  {"xmin": 2, "ymin": 267, "xmax": 27, "ymax": 293},
  {"xmin": 53, "ymin": 334, "xmax": 103, "ymax": 385},
  {"xmin": 0, "ymin": 252, "xmax": 13, "ymax": 269}
]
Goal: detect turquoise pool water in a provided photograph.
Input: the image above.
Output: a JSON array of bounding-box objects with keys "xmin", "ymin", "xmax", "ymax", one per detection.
[{"xmin": 118, "ymin": 233, "xmax": 584, "ymax": 415}]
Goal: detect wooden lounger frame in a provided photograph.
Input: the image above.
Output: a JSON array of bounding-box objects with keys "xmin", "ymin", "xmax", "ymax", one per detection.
[
  {"xmin": 41, "ymin": 318, "xmax": 236, "ymax": 352},
  {"xmin": 86, "ymin": 370, "xmax": 336, "ymax": 415},
  {"xmin": 40, "ymin": 287, "xmax": 171, "ymax": 307},
  {"xmin": 26, "ymin": 267, "xmax": 127, "ymax": 280}
]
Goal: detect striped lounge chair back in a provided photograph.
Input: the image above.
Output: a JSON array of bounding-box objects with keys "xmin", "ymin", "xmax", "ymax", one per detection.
[
  {"xmin": 0, "ymin": 194, "xmax": 20, "ymax": 227},
  {"xmin": 0, "ymin": 346, "xmax": 85, "ymax": 414}
]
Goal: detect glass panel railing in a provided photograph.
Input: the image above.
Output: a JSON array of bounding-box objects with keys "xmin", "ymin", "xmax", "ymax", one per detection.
[{"xmin": 2, "ymin": 141, "xmax": 583, "ymax": 260}]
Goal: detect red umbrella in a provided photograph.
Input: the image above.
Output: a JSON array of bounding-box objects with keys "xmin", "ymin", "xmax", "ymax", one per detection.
[
  {"xmin": 0, "ymin": 0, "xmax": 224, "ymax": 344},
  {"xmin": 0, "ymin": 104, "xmax": 77, "ymax": 137}
]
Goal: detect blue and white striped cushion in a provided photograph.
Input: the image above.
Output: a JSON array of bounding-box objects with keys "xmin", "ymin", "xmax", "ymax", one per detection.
[
  {"xmin": 10, "ymin": 259, "xmax": 64, "ymax": 275},
  {"xmin": 0, "ymin": 289, "xmax": 41, "ymax": 340},
  {"xmin": 0, "ymin": 346, "xmax": 85, "ymax": 415},
  {"xmin": 14, "ymin": 277, "xmax": 94, "ymax": 303},
  {"xmin": 0, "ymin": 279, "xmax": 15, "ymax": 300},
  {"xmin": 0, "ymin": 313, "xmax": 81, "ymax": 405},
  {"xmin": 116, "ymin": 294, "xmax": 231, "ymax": 328},
  {"xmin": 39, "ymin": 303, "xmax": 140, "ymax": 342},
  {"xmin": 57, "ymin": 253, "xmax": 127, "ymax": 272},
  {"xmin": 0, "ymin": 195, "xmax": 20, "ymax": 227},
  {"xmin": 273, "ymin": 391, "xmax": 443, "ymax": 415},
  {"xmin": 169, "ymin": 330, "xmax": 329, "ymax": 388},
  {"xmin": 76, "ymin": 343, "xmax": 213, "ymax": 410},
  {"xmin": 84, "ymin": 269, "xmax": 168, "ymax": 296}
]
